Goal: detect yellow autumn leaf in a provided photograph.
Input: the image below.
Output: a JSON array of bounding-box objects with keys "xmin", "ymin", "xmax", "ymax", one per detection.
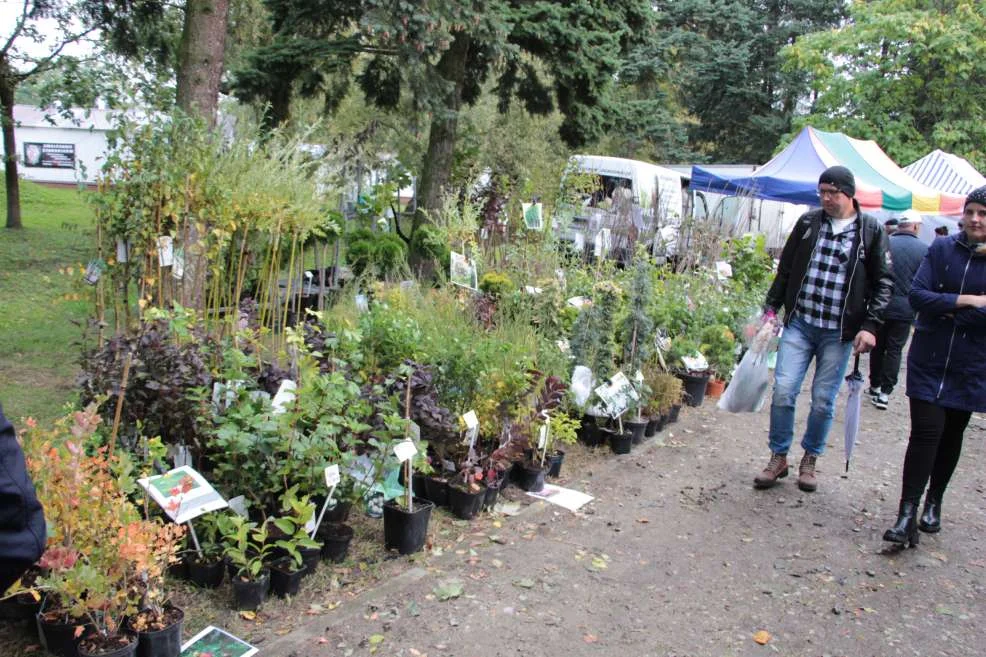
[
  {"xmin": 239, "ymin": 610, "xmax": 256, "ymax": 620},
  {"xmin": 753, "ymin": 630, "xmax": 771, "ymax": 645}
]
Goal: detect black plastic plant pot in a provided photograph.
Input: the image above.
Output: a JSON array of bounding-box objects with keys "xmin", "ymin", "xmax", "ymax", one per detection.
[
  {"xmin": 127, "ymin": 607, "xmax": 184, "ymax": 657},
  {"xmin": 318, "ymin": 522, "xmax": 354, "ymax": 563},
  {"xmin": 608, "ymin": 430, "xmax": 633, "ymax": 455},
  {"xmin": 668, "ymin": 404, "xmax": 682, "ymax": 423},
  {"xmin": 482, "ymin": 484, "xmax": 500, "ymax": 511},
  {"xmin": 187, "ymin": 557, "xmax": 224, "ymax": 589},
  {"xmin": 299, "ymin": 546, "xmax": 322, "ymax": 577},
  {"xmin": 78, "ymin": 635, "xmax": 137, "ymax": 657},
  {"xmin": 677, "ymin": 372, "xmax": 709, "ymax": 407},
  {"xmin": 423, "ymin": 476, "xmax": 449, "ymax": 507},
  {"xmin": 383, "ymin": 497, "xmax": 434, "ymax": 555},
  {"xmin": 516, "ymin": 464, "xmax": 546, "ymax": 493},
  {"xmin": 578, "ymin": 415, "xmax": 605, "ymax": 446},
  {"xmin": 644, "ymin": 417, "xmax": 658, "ymax": 437},
  {"xmin": 37, "ymin": 611, "xmax": 93, "ymax": 657},
  {"xmin": 231, "ymin": 570, "xmax": 269, "ymax": 610},
  {"xmin": 626, "ymin": 419, "xmax": 648, "ymax": 445},
  {"xmin": 448, "ymin": 484, "xmax": 485, "ymax": 520},
  {"xmin": 547, "ymin": 450, "xmax": 565, "ymax": 478},
  {"xmin": 398, "ymin": 469, "xmax": 428, "ymax": 498},
  {"xmin": 322, "ymin": 500, "xmax": 352, "ymax": 523},
  {"xmin": 654, "ymin": 413, "xmax": 669, "ymax": 432},
  {"xmin": 0, "ymin": 591, "xmax": 41, "ymax": 622},
  {"xmin": 269, "ymin": 560, "xmax": 305, "ymax": 599}
]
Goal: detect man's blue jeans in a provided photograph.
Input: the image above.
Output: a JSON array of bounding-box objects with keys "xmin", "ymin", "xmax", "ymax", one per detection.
[{"xmin": 768, "ymin": 315, "xmax": 853, "ymax": 457}]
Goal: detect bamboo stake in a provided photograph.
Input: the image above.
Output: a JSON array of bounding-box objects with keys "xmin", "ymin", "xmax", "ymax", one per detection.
[
  {"xmin": 404, "ymin": 376, "xmax": 413, "ymax": 512},
  {"xmin": 110, "ymin": 351, "xmax": 133, "ymax": 446}
]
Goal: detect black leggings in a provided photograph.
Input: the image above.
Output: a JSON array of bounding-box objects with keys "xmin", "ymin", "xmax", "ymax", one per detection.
[{"xmin": 901, "ymin": 397, "xmax": 972, "ymax": 505}]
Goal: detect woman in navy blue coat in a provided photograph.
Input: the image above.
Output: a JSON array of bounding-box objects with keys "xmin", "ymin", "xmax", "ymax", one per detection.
[
  {"xmin": 0, "ymin": 404, "xmax": 46, "ymax": 594},
  {"xmin": 884, "ymin": 186, "xmax": 986, "ymax": 546}
]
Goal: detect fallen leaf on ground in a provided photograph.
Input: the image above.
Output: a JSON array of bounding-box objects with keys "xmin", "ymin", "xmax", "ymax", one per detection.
[
  {"xmin": 753, "ymin": 630, "xmax": 771, "ymax": 644},
  {"xmin": 317, "ymin": 637, "xmax": 329, "ymax": 645},
  {"xmin": 369, "ymin": 635, "xmax": 385, "ymax": 645},
  {"xmin": 433, "ymin": 579, "xmax": 464, "ymax": 601},
  {"xmin": 275, "ymin": 628, "xmax": 291, "ymax": 636},
  {"xmin": 239, "ymin": 610, "xmax": 256, "ymax": 621},
  {"xmin": 409, "ymin": 649, "xmax": 425, "ymax": 657},
  {"xmin": 636, "ymin": 518, "xmax": 649, "ymax": 524},
  {"xmin": 513, "ymin": 578, "xmax": 536, "ymax": 588},
  {"xmin": 583, "ymin": 634, "xmax": 598, "ymax": 643}
]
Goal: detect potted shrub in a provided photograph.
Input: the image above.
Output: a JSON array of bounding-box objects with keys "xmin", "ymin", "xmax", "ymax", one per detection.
[
  {"xmin": 447, "ymin": 464, "xmax": 486, "ymax": 521},
  {"xmin": 668, "ymin": 337, "xmax": 710, "ymax": 407},
  {"xmin": 382, "ymin": 481, "xmax": 434, "ymax": 556},
  {"xmin": 491, "ymin": 371, "xmax": 568, "ymax": 492},
  {"xmin": 184, "ymin": 513, "xmax": 225, "ymax": 589},
  {"xmin": 267, "ymin": 487, "xmax": 322, "ymax": 597},
  {"xmin": 545, "ymin": 413, "xmax": 580, "ymax": 477},
  {"xmin": 217, "ymin": 514, "xmax": 274, "ymax": 610},
  {"xmin": 699, "ymin": 324, "xmax": 737, "ymax": 397},
  {"xmin": 123, "ymin": 523, "xmax": 186, "ymax": 657}
]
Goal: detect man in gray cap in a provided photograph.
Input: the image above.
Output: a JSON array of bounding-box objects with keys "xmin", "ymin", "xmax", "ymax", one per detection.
[
  {"xmin": 756, "ymin": 166, "xmax": 893, "ymax": 492},
  {"xmin": 868, "ymin": 209, "xmax": 928, "ymax": 410}
]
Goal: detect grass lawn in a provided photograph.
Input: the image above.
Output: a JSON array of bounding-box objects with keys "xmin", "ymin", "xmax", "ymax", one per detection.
[{"xmin": 0, "ymin": 180, "xmax": 94, "ymax": 423}]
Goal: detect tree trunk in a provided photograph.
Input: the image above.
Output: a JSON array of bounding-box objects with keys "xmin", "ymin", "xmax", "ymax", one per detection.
[
  {"xmin": 1, "ymin": 60, "xmax": 22, "ymax": 230},
  {"xmin": 175, "ymin": 0, "xmax": 230, "ymax": 309},
  {"xmin": 176, "ymin": 0, "xmax": 230, "ymax": 126},
  {"xmin": 415, "ymin": 35, "xmax": 471, "ymax": 226}
]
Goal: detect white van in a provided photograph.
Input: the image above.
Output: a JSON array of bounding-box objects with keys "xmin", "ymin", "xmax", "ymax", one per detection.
[{"xmin": 559, "ymin": 155, "xmax": 685, "ymax": 259}]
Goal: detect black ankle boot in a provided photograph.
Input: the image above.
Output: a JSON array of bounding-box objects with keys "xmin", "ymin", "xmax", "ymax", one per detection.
[
  {"xmin": 919, "ymin": 493, "xmax": 942, "ymax": 533},
  {"xmin": 883, "ymin": 501, "xmax": 920, "ymax": 547}
]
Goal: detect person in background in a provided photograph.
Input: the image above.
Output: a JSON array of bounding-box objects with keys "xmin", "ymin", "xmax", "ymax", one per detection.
[
  {"xmin": 868, "ymin": 209, "xmax": 929, "ymax": 410},
  {"xmin": 883, "ymin": 186, "xmax": 986, "ymax": 546},
  {"xmin": 935, "ymin": 225, "xmax": 949, "ymax": 237},
  {"xmin": 755, "ymin": 166, "xmax": 892, "ymax": 493},
  {"xmin": 0, "ymin": 404, "xmax": 46, "ymax": 595},
  {"xmin": 884, "ymin": 218, "xmax": 899, "ymax": 236}
]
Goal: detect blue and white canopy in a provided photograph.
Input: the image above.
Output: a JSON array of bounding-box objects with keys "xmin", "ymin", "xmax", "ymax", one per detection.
[{"xmin": 904, "ymin": 150, "xmax": 986, "ymax": 196}]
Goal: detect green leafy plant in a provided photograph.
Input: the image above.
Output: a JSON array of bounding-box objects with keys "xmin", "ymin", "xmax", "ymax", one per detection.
[
  {"xmin": 699, "ymin": 324, "xmax": 737, "ymax": 381},
  {"xmin": 217, "ymin": 513, "xmax": 273, "ymax": 580},
  {"xmin": 270, "ymin": 487, "xmax": 322, "ymax": 572}
]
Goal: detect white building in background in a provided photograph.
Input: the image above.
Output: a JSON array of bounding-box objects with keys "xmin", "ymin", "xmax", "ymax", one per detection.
[{"xmin": 6, "ymin": 105, "xmax": 116, "ymax": 186}]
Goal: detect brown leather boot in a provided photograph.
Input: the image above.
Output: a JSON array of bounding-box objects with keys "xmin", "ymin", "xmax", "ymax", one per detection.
[
  {"xmin": 797, "ymin": 453, "xmax": 817, "ymax": 492},
  {"xmin": 754, "ymin": 453, "xmax": 789, "ymax": 489}
]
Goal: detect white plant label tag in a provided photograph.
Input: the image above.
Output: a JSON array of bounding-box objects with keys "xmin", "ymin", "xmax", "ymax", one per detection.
[
  {"xmin": 355, "ymin": 294, "xmax": 369, "ymax": 313},
  {"xmin": 157, "ymin": 236, "xmax": 174, "ymax": 267},
  {"xmin": 556, "ymin": 339, "xmax": 570, "ymax": 353},
  {"xmin": 227, "ymin": 495, "xmax": 249, "ymax": 518},
  {"xmin": 271, "ymin": 379, "xmax": 297, "ymax": 415},
  {"xmin": 462, "ymin": 410, "xmax": 479, "ymax": 430},
  {"xmin": 567, "ymin": 296, "xmax": 589, "ymax": 308},
  {"xmin": 116, "ymin": 239, "xmax": 130, "ymax": 263},
  {"xmin": 537, "ymin": 424, "xmax": 549, "ymax": 450},
  {"xmin": 574, "ymin": 232, "xmax": 585, "ymax": 251},
  {"xmin": 172, "ymin": 248, "xmax": 185, "ymax": 280},
  {"xmin": 324, "ymin": 464, "xmax": 341, "ymax": 487},
  {"xmin": 394, "ymin": 439, "xmax": 418, "ymax": 462}
]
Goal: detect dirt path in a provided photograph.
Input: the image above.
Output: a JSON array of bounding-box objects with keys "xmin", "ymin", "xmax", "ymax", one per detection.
[{"xmin": 266, "ymin": 361, "xmax": 986, "ymax": 657}]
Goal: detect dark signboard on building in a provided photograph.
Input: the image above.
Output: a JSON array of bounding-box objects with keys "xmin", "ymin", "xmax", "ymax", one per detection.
[{"xmin": 22, "ymin": 142, "xmax": 76, "ymax": 169}]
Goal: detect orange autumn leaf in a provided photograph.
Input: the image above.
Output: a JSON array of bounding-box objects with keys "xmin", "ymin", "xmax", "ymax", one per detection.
[
  {"xmin": 583, "ymin": 634, "xmax": 598, "ymax": 644},
  {"xmin": 753, "ymin": 630, "xmax": 771, "ymax": 645}
]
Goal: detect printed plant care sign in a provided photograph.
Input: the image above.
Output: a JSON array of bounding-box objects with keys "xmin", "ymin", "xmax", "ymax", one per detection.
[
  {"xmin": 138, "ymin": 466, "xmax": 228, "ymax": 524},
  {"xmin": 157, "ymin": 236, "xmax": 174, "ymax": 267},
  {"xmin": 180, "ymin": 626, "xmax": 257, "ymax": 657},
  {"xmin": 594, "ymin": 372, "xmax": 639, "ymax": 418},
  {"xmin": 450, "ymin": 252, "xmax": 478, "ymax": 290},
  {"xmin": 172, "ymin": 248, "xmax": 185, "ymax": 280},
  {"xmin": 522, "ymin": 202, "xmax": 544, "ymax": 230}
]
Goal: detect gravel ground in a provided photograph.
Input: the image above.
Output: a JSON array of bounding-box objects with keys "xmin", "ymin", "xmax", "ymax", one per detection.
[{"xmin": 265, "ymin": 356, "xmax": 986, "ymax": 657}]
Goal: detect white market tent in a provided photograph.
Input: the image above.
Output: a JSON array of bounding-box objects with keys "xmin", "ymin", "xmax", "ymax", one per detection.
[{"xmin": 904, "ymin": 149, "xmax": 986, "ymax": 196}]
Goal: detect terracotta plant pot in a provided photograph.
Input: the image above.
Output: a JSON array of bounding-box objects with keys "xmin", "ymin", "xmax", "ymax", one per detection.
[{"xmin": 706, "ymin": 377, "xmax": 726, "ymax": 398}]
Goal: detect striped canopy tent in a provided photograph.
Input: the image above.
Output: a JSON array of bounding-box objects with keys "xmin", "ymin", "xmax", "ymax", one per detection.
[
  {"xmin": 691, "ymin": 127, "xmax": 965, "ymax": 215},
  {"xmin": 904, "ymin": 149, "xmax": 986, "ymax": 197}
]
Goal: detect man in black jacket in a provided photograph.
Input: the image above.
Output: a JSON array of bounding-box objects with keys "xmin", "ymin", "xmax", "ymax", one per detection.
[
  {"xmin": 868, "ymin": 209, "xmax": 928, "ymax": 410},
  {"xmin": 754, "ymin": 166, "xmax": 893, "ymax": 492},
  {"xmin": 0, "ymin": 404, "xmax": 46, "ymax": 594}
]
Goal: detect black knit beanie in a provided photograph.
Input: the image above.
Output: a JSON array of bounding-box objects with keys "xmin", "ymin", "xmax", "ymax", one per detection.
[
  {"xmin": 818, "ymin": 165, "xmax": 856, "ymax": 198},
  {"xmin": 965, "ymin": 184, "xmax": 986, "ymax": 209}
]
